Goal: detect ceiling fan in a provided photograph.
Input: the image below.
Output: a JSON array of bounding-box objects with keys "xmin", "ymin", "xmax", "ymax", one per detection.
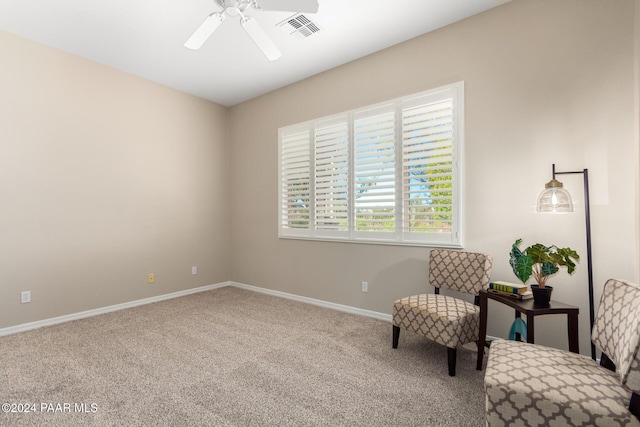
[{"xmin": 184, "ymin": 0, "xmax": 320, "ymax": 61}]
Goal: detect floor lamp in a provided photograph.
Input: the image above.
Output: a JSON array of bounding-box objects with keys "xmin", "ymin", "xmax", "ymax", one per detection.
[{"xmin": 536, "ymin": 164, "xmax": 595, "ymax": 360}]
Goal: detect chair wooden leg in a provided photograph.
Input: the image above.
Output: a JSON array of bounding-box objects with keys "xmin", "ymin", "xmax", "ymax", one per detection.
[
  {"xmin": 630, "ymin": 392, "xmax": 640, "ymax": 420},
  {"xmin": 600, "ymin": 352, "xmax": 616, "ymax": 372},
  {"xmin": 447, "ymin": 347, "xmax": 456, "ymax": 376},
  {"xmin": 392, "ymin": 325, "xmax": 400, "ymax": 349}
]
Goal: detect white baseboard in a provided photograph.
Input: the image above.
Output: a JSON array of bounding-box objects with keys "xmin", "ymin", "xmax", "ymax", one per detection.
[
  {"xmin": 1, "ymin": 280, "xmax": 501, "ymax": 343},
  {"xmin": 229, "ymin": 283, "xmax": 503, "ymax": 343},
  {"xmin": 0, "ymin": 282, "xmax": 230, "ymax": 337},
  {"xmin": 230, "ymin": 281, "xmax": 393, "ymax": 322},
  {"xmin": 230, "ymin": 282, "xmax": 502, "ymax": 341}
]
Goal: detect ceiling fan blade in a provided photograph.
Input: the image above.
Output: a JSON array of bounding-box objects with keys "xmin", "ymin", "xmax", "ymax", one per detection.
[
  {"xmin": 257, "ymin": 0, "xmax": 319, "ymax": 13},
  {"xmin": 184, "ymin": 13, "xmax": 225, "ymax": 50},
  {"xmin": 241, "ymin": 17, "xmax": 282, "ymax": 61}
]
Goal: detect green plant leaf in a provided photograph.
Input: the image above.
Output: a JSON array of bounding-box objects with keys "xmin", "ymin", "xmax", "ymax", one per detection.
[
  {"xmin": 513, "ymin": 255, "xmax": 533, "ymax": 283},
  {"xmin": 540, "ymin": 261, "xmax": 559, "ymax": 277},
  {"xmin": 509, "ymin": 239, "xmax": 526, "ymax": 281},
  {"xmin": 508, "ymin": 239, "xmax": 580, "ymax": 286},
  {"xmin": 526, "ymin": 243, "xmax": 551, "ymax": 264},
  {"xmin": 557, "ymin": 247, "xmax": 580, "ymax": 274}
]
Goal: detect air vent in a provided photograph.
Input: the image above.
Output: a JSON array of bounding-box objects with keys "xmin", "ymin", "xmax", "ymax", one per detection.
[{"xmin": 277, "ymin": 13, "xmax": 321, "ymax": 39}]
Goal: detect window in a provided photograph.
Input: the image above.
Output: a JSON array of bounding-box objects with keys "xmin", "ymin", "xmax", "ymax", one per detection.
[{"xmin": 278, "ymin": 82, "xmax": 463, "ymax": 247}]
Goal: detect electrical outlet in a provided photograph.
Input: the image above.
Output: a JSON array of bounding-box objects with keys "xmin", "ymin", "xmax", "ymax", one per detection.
[
  {"xmin": 147, "ymin": 273, "xmax": 155, "ymax": 284},
  {"xmin": 192, "ymin": 266, "xmax": 197, "ymax": 275},
  {"xmin": 361, "ymin": 281, "xmax": 368, "ymax": 293},
  {"xmin": 21, "ymin": 291, "xmax": 31, "ymax": 304}
]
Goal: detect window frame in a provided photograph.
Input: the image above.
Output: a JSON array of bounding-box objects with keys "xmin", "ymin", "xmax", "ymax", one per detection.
[{"xmin": 278, "ymin": 82, "xmax": 464, "ymax": 248}]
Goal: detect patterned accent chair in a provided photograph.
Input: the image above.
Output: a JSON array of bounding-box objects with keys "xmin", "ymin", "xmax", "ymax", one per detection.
[
  {"xmin": 392, "ymin": 249, "xmax": 493, "ymax": 376},
  {"xmin": 484, "ymin": 278, "xmax": 640, "ymax": 426}
]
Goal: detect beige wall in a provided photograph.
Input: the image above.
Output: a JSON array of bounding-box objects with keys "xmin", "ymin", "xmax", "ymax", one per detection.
[
  {"xmin": 229, "ymin": 0, "xmax": 639, "ymax": 354},
  {"xmin": 0, "ymin": 30, "xmax": 230, "ymax": 328},
  {"xmin": 636, "ymin": 0, "xmax": 640, "ymax": 280}
]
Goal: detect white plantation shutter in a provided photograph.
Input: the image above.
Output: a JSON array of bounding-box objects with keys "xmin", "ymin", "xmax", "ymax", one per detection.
[
  {"xmin": 314, "ymin": 119, "xmax": 349, "ymax": 236},
  {"xmin": 354, "ymin": 106, "xmax": 396, "ymax": 238},
  {"xmin": 402, "ymin": 95, "xmax": 456, "ymax": 243},
  {"xmin": 278, "ymin": 82, "xmax": 463, "ymax": 247},
  {"xmin": 279, "ymin": 127, "xmax": 312, "ymax": 235}
]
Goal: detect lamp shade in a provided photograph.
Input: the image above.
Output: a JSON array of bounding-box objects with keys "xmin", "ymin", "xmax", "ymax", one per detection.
[{"xmin": 537, "ymin": 179, "xmax": 573, "ymax": 212}]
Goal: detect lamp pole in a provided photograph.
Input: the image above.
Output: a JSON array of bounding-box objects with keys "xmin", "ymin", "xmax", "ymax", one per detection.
[{"xmin": 552, "ymin": 164, "xmax": 595, "ymax": 360}]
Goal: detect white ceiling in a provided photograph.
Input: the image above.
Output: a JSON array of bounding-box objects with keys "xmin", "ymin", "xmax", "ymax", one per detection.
[{"xmin": 0, "ymin": 0, "xmax": 510, "ymax": 106}]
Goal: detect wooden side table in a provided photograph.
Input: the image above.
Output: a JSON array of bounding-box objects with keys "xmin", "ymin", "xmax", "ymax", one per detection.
[{"xmin": 476, "ymin": 289, "xmax": 580, "ymax": 371}]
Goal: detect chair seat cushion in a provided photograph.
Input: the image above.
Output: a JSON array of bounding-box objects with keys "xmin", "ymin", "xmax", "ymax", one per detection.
[
  {"xmin": 392, "ymin": 294, "xmax": 479, "ymax": 348},
  {"xmin": 485, "ymin": 339, "xmax": 640, "ymax": 427}
]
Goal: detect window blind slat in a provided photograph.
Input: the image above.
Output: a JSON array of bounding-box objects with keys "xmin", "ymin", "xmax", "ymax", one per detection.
[
  {"xmin": 279, "ymin": 82, "xmax": 462, "ymax": 246},
  {"xmin": 314, "ymin": 121, "xmax": 349, "ymax": 232},
  {"xmin": 280, "ymin": 129, "xmax": 312, "ymax": 231},
  {"xmin": 402, "ymin": 97, "xmax": 455, "ymax": 235},
  {"xmin": 354, "ymin": 109, "xmax": 396, "ymax": 233}
]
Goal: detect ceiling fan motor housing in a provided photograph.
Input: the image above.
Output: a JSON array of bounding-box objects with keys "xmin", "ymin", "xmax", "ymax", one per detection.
[
  {"xmin": 187, "ymin": 0, "xmax": 319, "ymax": 60},
  {"xmin": 215, "ymin": 0, "xmax": 253, "ymax": 16}
]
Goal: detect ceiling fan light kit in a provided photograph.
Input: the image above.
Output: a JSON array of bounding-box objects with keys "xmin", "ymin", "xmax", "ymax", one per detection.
[{"xmin": 184, "ymin": 0, "xmax": 319, "ymax": 61}]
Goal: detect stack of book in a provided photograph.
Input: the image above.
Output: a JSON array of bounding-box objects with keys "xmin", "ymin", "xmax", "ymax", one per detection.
[{"xmin": 487, "ymin": 281, "xmax": 533, "ymax": 300}]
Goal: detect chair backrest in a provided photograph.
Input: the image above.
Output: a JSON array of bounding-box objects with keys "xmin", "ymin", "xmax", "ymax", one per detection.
[
  {"xmin": 592, "ymin": 278, "xmax": 640, "ymax": 393},
  {"xmin": 428, "ymin": 249, "xmax": 493, "ymax": 296}
]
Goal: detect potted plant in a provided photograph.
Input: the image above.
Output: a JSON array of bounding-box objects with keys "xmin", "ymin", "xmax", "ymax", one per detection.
[{"xmin": 509, "ymin": 238, "xmax": 580, "ymax": 305}]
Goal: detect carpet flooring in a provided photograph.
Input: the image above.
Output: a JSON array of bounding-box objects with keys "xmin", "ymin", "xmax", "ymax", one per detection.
[{"xmin": 0, "ymin": 287, "xmax": 486, "ymax": 426}]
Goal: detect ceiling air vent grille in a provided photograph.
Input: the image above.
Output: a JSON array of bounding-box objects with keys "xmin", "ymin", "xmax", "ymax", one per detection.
[{"xmin": 278, "ymin": 14, "xmax": 321, "ymax": 39}]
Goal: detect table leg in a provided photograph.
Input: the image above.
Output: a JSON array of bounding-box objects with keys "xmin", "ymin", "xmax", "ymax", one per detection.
[
  {"xmin": 476, "ymin": 292, "xmax": 488, "ymax": 370},
  {"xmin": 514, "ymin": 311, "xmax": 522, "ymax": 342},
  {"xmin": 526, "ymin": 314, "xmax": 535, "ymax": 344},
  {"xmin": 567, "ymin": 313, "xmax": 579, "ymax": 353}
]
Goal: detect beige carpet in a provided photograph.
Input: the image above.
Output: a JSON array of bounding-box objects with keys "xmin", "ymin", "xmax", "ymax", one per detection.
[{"xmin": 0, "ymin": 287, "xmax": 486, "ymax": 426}]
